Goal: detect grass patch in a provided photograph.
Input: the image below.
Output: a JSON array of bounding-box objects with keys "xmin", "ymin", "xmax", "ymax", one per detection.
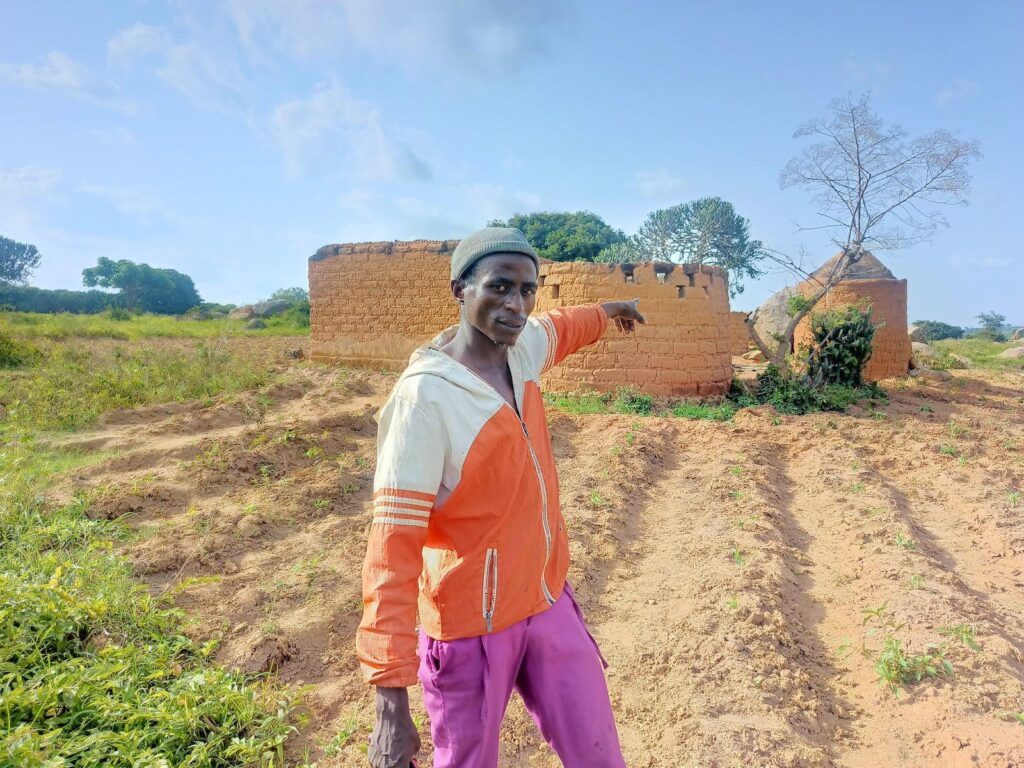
[
  {"xmin": 0, "ymin": 441, "xmax": 301, "ymax": 766},
  {"xmin": 0, "ymin": 310, "xmax": 309, "ymax": 341},
  {"xmin": 0, "ymin": 341, "xmax": 274, "ymax": 436},
  {"xmin": 671, "ymin": 401, "xmax": 737, "ymax": 421},
  {"xmin": 933, "ymin": 338, "xmax": 1024, "ymax": 370}
]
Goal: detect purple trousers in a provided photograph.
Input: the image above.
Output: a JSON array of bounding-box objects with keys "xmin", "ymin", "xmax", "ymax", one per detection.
[{"xmin": 417, "ymin": 583, "xmax": 625, "ymax": 768}]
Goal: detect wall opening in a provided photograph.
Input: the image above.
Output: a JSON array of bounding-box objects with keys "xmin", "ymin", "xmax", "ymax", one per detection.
[
  {"xmin": 550, "ymin": 285, "xmax": 560, "ymax": 299},
  {"xmin": 687, "ymin": 273, "xmax": 696, "ymax": 288},
  {"xmin": 677, "ymin": 286, "xmax": 685, "ymax": 298},
  {"xmin": 538, "ymin": 275, "xmax": 546, "ymax": 287},
  {"xmin": 620, "ymin": 264, "xmax": 635, "ymax": 284},
  {"xmin": 703, "ymin": 285, "xmax": 710, "ymax": 296},
  {"xmin": 657, "ymin": 272, "xmax": 666, "ymax": 285}
]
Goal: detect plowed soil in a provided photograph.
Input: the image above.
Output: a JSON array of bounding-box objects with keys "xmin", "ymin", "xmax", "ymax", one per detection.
[{"xmin": 53, "ymin": 349, "xmax": 1024, "ymax": 768}]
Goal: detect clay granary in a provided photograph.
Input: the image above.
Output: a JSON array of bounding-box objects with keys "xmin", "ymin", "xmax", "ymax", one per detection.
[
  {"xmin": 754, "ymin": 251, "xmax": 912, "ymax": 381},
  {"xmin": 308, "ymin": 240, "xmax": 736, "ymax": 397}
]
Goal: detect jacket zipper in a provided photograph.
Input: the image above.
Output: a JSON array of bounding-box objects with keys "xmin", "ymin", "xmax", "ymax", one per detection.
[
  {"xmin": 426, "ymin": 349, "xmax": 557, "ymax": 607},
  {"xmin": 482, "ymin": 547, "xmax": 498, "ymax": 632},
  {"xmin": 521, "ymin": 421, "xmax": 557, "ymax": 606}
]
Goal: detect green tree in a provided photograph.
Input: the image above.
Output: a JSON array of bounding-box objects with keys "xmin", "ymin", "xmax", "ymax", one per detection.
[
  {"xmin": 488, "ymin": 211, "xmax": 625, "ymax": 262},
  {"xmin": 976, "ymin": 311, "xmax": 1006, "ymax": 331},
  {"xmin": 0, "ymin": 235, "xmax": 42, "ymax": 284},
  {"xmin": 595, "ymin": 240, "xmax": 639, "ymax": 264},
  {"xmin": 82, "ymin": 257, "xmax": 201, "ymax": 314},
  {"xmin": 632, "ymin": 197, "xmax": 767, "ymax": 296},
  {"xmin": 269, "ymin": 286, "xmax": 309, "ymax": 303},
  {"xmin": 913, "ymin": 320, "xmax": 963, "ymax": 341}
]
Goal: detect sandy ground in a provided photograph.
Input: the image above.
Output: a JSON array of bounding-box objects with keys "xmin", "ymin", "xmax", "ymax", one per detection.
[{"xmin": 53, "ymin": 347, "xmax": 1024, "ymax": 768}]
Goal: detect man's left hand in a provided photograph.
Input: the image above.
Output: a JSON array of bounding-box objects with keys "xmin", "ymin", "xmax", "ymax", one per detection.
[{"xmin": 601, "ymin": 299, "xmax": 646, "ymax": 334}]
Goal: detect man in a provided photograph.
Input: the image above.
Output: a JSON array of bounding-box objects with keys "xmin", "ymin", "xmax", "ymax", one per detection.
[{"xmin": 357, "ymin": 227, "xmax": 645, "ymax": 767}]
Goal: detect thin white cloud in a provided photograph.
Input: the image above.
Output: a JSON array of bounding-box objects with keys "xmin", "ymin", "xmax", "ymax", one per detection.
[
  {"xmin": 108, "ymin": 23, "xmax": 248, "ymax": 114},
  {"xmin": 0, "ymin": 51, "xmax": 136, "ymax": 113},
  {"xmin": 0, "ymin": 166, "xmax": 63, "ymax": 237},
  {"xmin": 222, "ymin": 0, "xmax": 574, "ymax": 75},
  {"xmin": 466, "ymin": 183, "xmax": 541, "ymax": 222},
  {"xmin": 936, "ymin": 77, "xmax": 977, "ymax": 107},
  {"xmin": 271, "ymin": 81, "xmax": 431, "ymax": 181},
  {"xmin": 633, "ymin": 168, "xmax": 685, "ymax": 197},
  {"xmin": 76, "ymin": 184, "xmax": 170, "ymax": 225}
]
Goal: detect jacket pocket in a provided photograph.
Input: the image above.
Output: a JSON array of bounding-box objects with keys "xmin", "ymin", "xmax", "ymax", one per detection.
[{"xmin": 482, "ymin": 547, "xmax": 498, "ymax": 632}]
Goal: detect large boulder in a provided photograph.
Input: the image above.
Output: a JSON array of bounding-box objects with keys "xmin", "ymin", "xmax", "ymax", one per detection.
[
  {"xmin": 912, "ymin": 342, "xmax": 938, "ymax": 359},
  {"xmin": 250, "ymin": 299, "xmax": 292, "ymax": 318},
  {"xmin": 752, "ymin": 286, "xmax": 797, "ymax": 351},
  {"xmin": 1012, "ymin": 328, "xmax": 1023, "ymax": 341},
  {"xmin": 908, "ymin": 324, "xmax": 928, "ymax": 343},
  {"xmin": 230, "ymin": 305, "xmax": 254, "ymax": 319},
  {"xmin": 998, "ymin": 346, "xmax": 1024, "ymax": 360}
]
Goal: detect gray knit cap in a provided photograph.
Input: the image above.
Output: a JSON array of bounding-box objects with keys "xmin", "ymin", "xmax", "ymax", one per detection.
[{"xmin": 450, "ymin": 227, "xmax": 539, "ymax": 280}]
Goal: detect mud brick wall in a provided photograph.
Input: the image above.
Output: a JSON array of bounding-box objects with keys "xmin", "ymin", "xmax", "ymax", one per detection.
[
  {"xmin": 534, "ymin": 262, "xmax": 733, "ymax": 397},
  {"xmin": 793, "ymin": 278, "xmax": 911, "ymax": 381},
  {"xmin": 309, "ymin": 240, "xmax": 460, "ymax": 369},
  {"xmin": 728, "ymin": 311, "xmax": 751, "ymax": 356},
  {"xmin": 310, "ymin": 242, "xmax": 735, "ymax": 397}
]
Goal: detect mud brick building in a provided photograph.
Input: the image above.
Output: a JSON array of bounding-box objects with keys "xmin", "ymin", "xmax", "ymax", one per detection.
[
  {"xmin": 309, "ymin": 240, "xmax": 735, "ymax": 397},
  {"xmin": 792, "ymin": 252, "xmax": 912, "ymax": 381}
]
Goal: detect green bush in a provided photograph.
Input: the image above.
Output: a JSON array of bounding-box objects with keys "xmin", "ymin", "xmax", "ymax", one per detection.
[
  {"xmin": 754, "ymin": 365, "xmax": 886, "ymax": 415},
  {"xmin": 0, "ymin": 332, "xmax": 38, "ymax": 368},
  {"xmin": 104, "ymin": 307, "xmax": 133, "ymax": 321},
  {"xmin": 611, "ymin": 387, "xmax": 653, "ymax": 415},
  {"xmin": 913, "ymin": 320, "xmax": 963, "ymax": 341},
  {"xmin": 0, "ymin": 284, "xmax": 123, "ymax": 313},
  {"xmin": 806, "ymin": 304, "xmax": 876, "ymax": 386},
  {"xmin": 970, "ymin": 327, "xmax": 1006, "ymax": 342}
]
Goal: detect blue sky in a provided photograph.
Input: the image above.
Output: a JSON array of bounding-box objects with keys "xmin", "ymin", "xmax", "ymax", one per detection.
[{"xmin": 1, "ymin": 1, "xmax": 1020, "ymax": 325}]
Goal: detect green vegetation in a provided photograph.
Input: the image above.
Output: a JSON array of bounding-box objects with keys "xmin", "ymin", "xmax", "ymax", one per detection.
[
  {"xmin": 753, "ymin": 365, "xmax": 887, "ymax": 415},
  {"xmin": 629, "ymin": 197, "xmax": 766, "ymax": 296},
  {"xmin": 0, "ymin": 234, "xmax": 42, "ymax": 284},
  {"xmin": 0, "ymin": 341, "xmax": 274, "ymax": 436},
  {"xmin": 933, "ymin": 338, "xmax": 1024, "ymax": 370},
  {"xmin": 937, "ymin": 623, "xmax": 981, "ymax": 651},
  {"xmin": 670, "ymin": 401, "xmax": 738, "ymax": 421},
  {"xmin": 0, "ymin": 330, "xmax": 304, "ymax": 764},
  {"xmin": 805, "ymin": 304, "xmax": 876, "ymax": 386},
  {"xmin": 488, "ymin": 211, "xmax": 626, "ymax": 263},
  {"xmin": 82, "ymin": 257, "xmax": 201, "ymax": 314},
  {"xmin": 913, "ymin": 320, "xmax": 963, "ymax": 341},
  {"xmin": 0, "ymin": 310, "xmax": 309, "ymax": 340},
  {"xmin": 895, "ymin": 532, "xmax": 916, "ymax": 551},
  {"xmin": 873, "ymin": 637, "xmax": 953, "ymax": 695}
]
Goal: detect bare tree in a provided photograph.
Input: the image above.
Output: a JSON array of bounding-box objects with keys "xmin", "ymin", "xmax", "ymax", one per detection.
[{"xmin": 746, "ymin": 94, "xmax": 981, "ymax": 367}]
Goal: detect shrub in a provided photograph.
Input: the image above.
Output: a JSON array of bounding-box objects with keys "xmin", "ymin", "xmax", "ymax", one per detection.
[
  {"xmin": 806, "ymin": 304, "xmax": 876, "ymax": 386},
  {"xmin": 754, "ymin": 364, "xmax": 886, "ymax": 415},
  {"xmin": 104, "ymin": 307, "xmax": 133, "ymax": 321},
  {"xmin": 913, "ymin": 320, "xmax": 963, "ymax": 341},
  {"xmin": 0, "ymin": 332, "xmax": 38, "ymax": 368},
  {"xmin": 970, "ymin": 327, "xmax": 1006, "ymax": 342}
]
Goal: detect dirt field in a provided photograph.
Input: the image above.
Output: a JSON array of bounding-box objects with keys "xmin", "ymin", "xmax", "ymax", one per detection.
[{"xmin": 52, "ymin": 346, "xmax": 1024, "ymax": 767}]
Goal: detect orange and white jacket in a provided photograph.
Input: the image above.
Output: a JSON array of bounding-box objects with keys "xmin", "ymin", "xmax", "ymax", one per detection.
[{"xmin": 357, "ymin": 304, "xmax": 608, "ymax": 687}]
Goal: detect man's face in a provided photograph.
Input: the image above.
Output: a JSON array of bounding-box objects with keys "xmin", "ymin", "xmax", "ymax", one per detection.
[{"xmin": 454, "ymin": 252, "xmax": 538, "ymax": 346}]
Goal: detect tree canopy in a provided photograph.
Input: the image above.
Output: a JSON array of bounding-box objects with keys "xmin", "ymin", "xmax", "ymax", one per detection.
[
  {"xmin": 488, "ymin": 211, "xmax": 626, "ymax": 262},
  {"xmin": 0, "ymin": 235, "xmax": 42, "ymax": 284},
  {"xmin": 268, "ymin": 287, "xmax": 309, "ymax": 303},
  {"xmin": 976, "ymin": 311, "xmax": 1006, "ymax": 331},
  {"xmin": 913, "ymin": 320, "xmax": 963, "ymax": 341},
  {"xmin": 631, "ymin": 197, "xmax": 766, "ymax": 296},
  {"xmin": 82, "ymin": 257, "xmax": 202, "ymax": 315}
]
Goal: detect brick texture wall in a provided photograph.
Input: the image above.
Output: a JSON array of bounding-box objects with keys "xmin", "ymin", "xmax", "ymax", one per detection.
[
  {"xmin": 793, "ymin": 278, "xmax": 911, "ymax": 381},
  {"xmin": 728, "ymin": 311, "xmax": 751, "ymax": 356},
  {"xmin": 535, "ymin": 261, "xmax": 733, "ymax": 397},
  {"xmin": 309, "ymin": 240, "xmax": 460, "ymax": 370},
  {"xmin": 309, "ymin": 242, "xmax": 735, "ymax": 397}
]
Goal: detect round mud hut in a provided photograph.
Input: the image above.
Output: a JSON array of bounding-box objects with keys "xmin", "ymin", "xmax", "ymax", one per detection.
[{"xmin": 755, "ymin": 251, "xmax": 911, "ymax": 381}]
